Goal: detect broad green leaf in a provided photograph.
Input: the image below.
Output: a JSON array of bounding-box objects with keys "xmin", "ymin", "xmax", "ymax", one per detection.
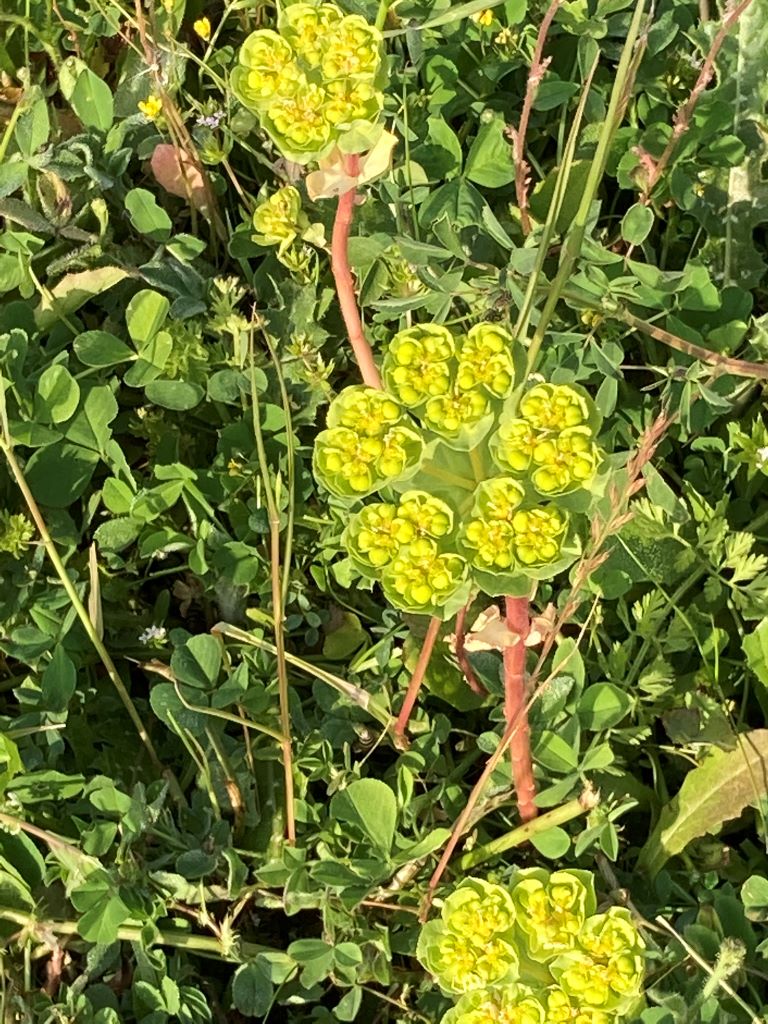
[
  {"xmin": 125, "ymin": 188, "xmax": 172, "ymax": 241},
  {"xmin": 578, "ymin": 684, "xmax": 631, "ymax": 730},
  {"xmin": 59, "ymin": 57, "xmax": 114, "ymax": 131},
  {"xmin": 35, "ymin": 365, "xmax": 80, "ymax": 424},
  {"xmin": 741, "ymin": 874, "xmax": 768, "ymax": 922},
  {"xmin": 744, "ymin": 618, "xmax": 768, "ymax": 685},
  {"xmin": 65, "ymin": 385, "xmax": 118, "ymax": 452},
  {"xmin": 41, "ymin": 647, "xmax": 77, "ymax": 713},
  {"xmin": 171, "ymin": 635, "xmax": 222, "ymax": 690},
  {"xmin": 74, "ymin": 330, "xmax": 134, "ymax": 367},
  {"xmin": 25, "ymin": 442, "xmax": 99, "ymax": 507},
  {"xmin": 126, "ymin": 289, "xmax": 170, "ymax": 346},
  {"xmin": 464, "ymin": 115, "xmax": 515, "ymax": 188},
  {"xmin": 621, "ymin": 202, "xmax": 654, "ymax": 245},
  {"xmin": 530, "ymin": 826, "xmax": 572, "ymax": 859},
  {"xmin": 34, "ymin": 266, "xmax": 129, "ymax": 330},
  {"xmin": 232, "ymin": 962, "xmax": 274, "ymax": 1017},
  {"xmin": 330, "ymin": 779, "xmax": 397, "ymax": 855},
  {"xmin": 637, "ymin": 730, "xmax": 768, "ymax": 877},
  {"xmin": 144, "ymin": 379, "xmax": 204, "ymax": 411}
]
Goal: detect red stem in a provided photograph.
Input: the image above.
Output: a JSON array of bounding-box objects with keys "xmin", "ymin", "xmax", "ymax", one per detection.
[
  {"xmin": 330, "ymin": 154, "xmax": 382, "ymax": 389},
  {"xmin": 394, "ymin": 615, "xmax": 442, "ymax": 747},
  {"xmin": 455, "ymin": 601, "xmax": 488, "ymax": 697},
  {"xmin": 503, "ymin": 596, "xmax": 537, "ymax": 822}
]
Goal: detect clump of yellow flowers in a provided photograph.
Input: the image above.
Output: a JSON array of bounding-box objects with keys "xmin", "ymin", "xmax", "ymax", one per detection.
[
  {"xmin": 312, "ymin": 319, "xmax": 610, "ymax": 616},
  {"xmin": 418, "ymin": 871, "xmax": 646, "ymax": 1023},
  {"xmin": 232, "ymin": 1, "xmax": 385, "ymax": 163}
]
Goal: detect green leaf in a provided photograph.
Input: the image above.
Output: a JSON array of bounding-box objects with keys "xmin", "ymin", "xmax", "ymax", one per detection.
[
  {"xmin": 25, "ymin": 442, "xmax": 99, "ymax": 507},
  {"xmin": 530, "ymin": 825, "xmax": 572, "ymax": 859},
  {"xmin": 744, "ymin": 619, "xmax": 768, "ymax": 685},
  {"xmin": 35, "ymin": 365, "xmax": 80, "ymax": 424},
  {"xmin": 621, "ymin": 202, "xmax": 654, "ymax": 245},
  {"xmin": 41, "ymin": 647, "xmax": 77, "ymax": 713},
  {"xmin": 232, "ymin": 962, "xmax": 274, "ymax": 1016},
  {"xmin": 65, "ymin": 385, "xmax": 118, "ymax": 452},
  {"xmin": 34, "ymin": 267, "xmax": 129, "ymax": 330},
  {"xmin": 334, "ymin": 986, "xmax": 362, "ymax": 1021},
  {"xmin": 125, "ymin": 188, "xmax": 172, "ymax": 241},
  {"xmin": 741, "ymin": 875, "xmax": 768, "ymax": 922},
  {"xmin": 59, "ymin": 57, "xmax": 114, "ymax": 131},
  {"xmin": 74, "ymin": 330, "xmax": 134, "ymax": 367},
  {"xmin": 144, "ymin": 380, "xmax": 204, "ymax": 411},
  {"xmin": 0, "ymin": 735, "xmax": 22, "ymax": 796},
  {"xmin": 71, "ymin": 872, "xmax": 131, "ymax": 944},
  {"xmin": 126, "ymin": 289, "xmax": 170, "ymax": 346},
  {"xmin": 171, "ymin": 635, "xmax": 222, "ymax": 690},
  {"xmin": 330, "ymin": 779, "xmax": 397, "ymax": 855},
  {"xmin": 637, "ymin": 730, "xmax": 768, "ymax": 877},
  {"xmin": 464, "ymin": 115, "xmax": 515, "ymax": 188},
  {"xmin": 578, "ymin": 684, "xmax": 631, "ymax": 730}
]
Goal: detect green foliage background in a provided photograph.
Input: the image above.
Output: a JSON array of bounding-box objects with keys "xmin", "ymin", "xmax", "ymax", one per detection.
[{"xmin": 1, "ymin": 0, "xmax": 768, "ymax": 1020}]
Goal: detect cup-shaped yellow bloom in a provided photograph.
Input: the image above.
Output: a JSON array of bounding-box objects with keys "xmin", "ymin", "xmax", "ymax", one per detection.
[
  {"xmin": 442, "ymin": 984, "xmax": 545, "ymax": 1024},
  {"xmin": 383, "ymin": 324, "xmax": 455, "ymax": 406},
  {"xmin": 395, "ymin": 491, "xmax": 454, "ymax": 541},
  {"xmin": 519, "ymin": 383, "xmax": 590, "ymax": 432},
  {"xmin": 510, "ymin": 869, "xmax": 596, "ymax": 960},
  {"xmin": 347, "ymin": 502, "xmax": 402, "ymax": 569},
  {"xmin": 279, "ymin": 2, "xmax": 343, "ymax": 67},
  {"xmin": 313, "ymin": 424, "xmax": 422, "ymax": 498},
  {"xmin": 491, "ymin": 418, "xmax": 538, "ymax": 474},
  {"xmin": 424, "ymin": 388, "xmax": 490, "ymax": 440},
  {"xmin": 236, "ymin": 31, "xmax": 296, "ymax": 105},
  {"xmin": 513, "ymin": 508, "xmax": 566, "ymax": 561},
  {"xmin": 417, "ymin": 919, "xmax": 518, "ymax": 995},
  {"xmin": 346, "ymin": 492, "xmax": 453, "ymax": 572},
  {"xmin": 382, "ymin": 538, "xmax": 467, "ymax": 612},
  {"xmin": 456, "ymin": 323, "xmax": 515, "ymax": 398},
  {"xmin": 442, "ymin": 878, "xmax": 516, "ymax": 944},
  {"xmin": 252, "ymin": 185, "xmax": 303, "ymax": 251},
  {"xmin": 322, "ymin": 15, "xmax": 383, "ymax": 80},
  {"xmin": 138, "ymin": 95, "xmax": 163, "ymax": 120},
  {"xmin": 471, "ymin": 477, "xmax": 525, "ymax": 523},
  {"xmin": 531, "ymin": 427, "xmax": 599, "ymax": 496},
  {"xmin": 551, "ymin": 908, "xmax": 645, "ymax": 1013},
  {"xmin": 193, "ymin": 16, "xmax": 211, "ymax": 40},
  {"xmin": 324, "ymin": 78, "xmax": 383, "ymax": 127},
  {"xmin": 263, "ymin": 81, "xmax": 331, "ymax": 156},
  {"xmin": 543, "ymin": 987, "xmax": 614, "ymax": 1024},
  {"xmin": 328, "ymin": 386, "xmax": 404, "ymax": 436}
]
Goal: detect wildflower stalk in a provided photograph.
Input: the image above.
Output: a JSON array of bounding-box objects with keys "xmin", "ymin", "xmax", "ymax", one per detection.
[
  {"xmin": 504, "ymin": 595, "xmax": 537, "ymax": 821},
  {"xmin": 394, "ymin": 614, "xmax": 442, "ymax": 747},
  {"xmin": 331, "ymin": 153, "xmax": 382, "ymax": 388},
  {"xmin": 458, "ymin": 789, "xmax": 597, "ymax": 869},
  {"xmin": 248, "ymin": 333, "xmax": 296, "ymax": 844},
  {"xmin": 455, "ymin": 601, "xmax": 487, "ymax": 696}
]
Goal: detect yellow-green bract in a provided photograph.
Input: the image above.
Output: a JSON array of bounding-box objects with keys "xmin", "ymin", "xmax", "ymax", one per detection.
[
  {"xmin": 231, "ymin": 2, "xmax": 385, "ymax": 163},
  {"xmin": 417, "ymin": 871, "xmax": 646, "ymax": 1023}
]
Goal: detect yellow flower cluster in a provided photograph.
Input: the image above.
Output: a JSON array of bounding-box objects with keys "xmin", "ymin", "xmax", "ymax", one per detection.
[
  {"xmin": 418, "ymin": 871, "xmax": 646, "ymax": 1024},
  {"xmin": 232, "ymin": 2, "xmax": 384, "ymax": 163},
  {"xmin": 492, "ymin": 383, "xmax": 601, "ymax": 496}
]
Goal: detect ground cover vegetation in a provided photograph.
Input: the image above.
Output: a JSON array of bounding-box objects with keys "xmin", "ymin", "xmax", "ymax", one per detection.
[{"xmin": 1, "ymin": 0, "xmax": 768, "ymax": 1020}]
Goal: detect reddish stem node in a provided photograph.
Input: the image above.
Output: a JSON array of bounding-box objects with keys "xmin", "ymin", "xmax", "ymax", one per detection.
[
  {"xmin": 394, "ymin": 615, "xmax": 442, "ymax": 748},
  {"xmin": 503, "ymin": 596, "xmax": 537, "ymax": 822},
  {"xmin": 330, "ymin": 153, "xmax": 382, "ymax": 389}
]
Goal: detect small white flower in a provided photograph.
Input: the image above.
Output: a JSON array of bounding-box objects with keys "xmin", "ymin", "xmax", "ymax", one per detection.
[
  {"xmin": 139, "ymin": 625, "xmax": 168, "ymax": 644},
  {"xmin": 756, "ymin": 446, "xmax": 768, "ymax": 468}
]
